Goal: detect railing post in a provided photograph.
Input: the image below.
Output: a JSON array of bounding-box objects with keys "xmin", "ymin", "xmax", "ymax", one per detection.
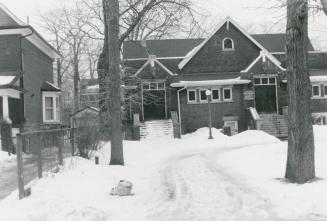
[
  {"xmin": 37, "ymin": 134, "xmax": 43, "ymax": 178},
  {"xmin": 58, "ymin": 130, "xmax": 64, "ymax": 165},
  {"xmin": 16, "ymin": 134, "xmax": 25, "ymax": 200}
]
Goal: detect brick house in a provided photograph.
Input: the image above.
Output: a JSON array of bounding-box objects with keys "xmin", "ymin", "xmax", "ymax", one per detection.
[
  {"xmin": 123, "ymin": 17, "xmax": 327, "ymax": 137},
  {"xmin": 0, "ymin": 2, "xmax": 61, "ymax": 149}
]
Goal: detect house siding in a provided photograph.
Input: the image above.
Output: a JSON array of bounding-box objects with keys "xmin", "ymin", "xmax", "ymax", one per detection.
[
  {"xmin": 180, "ymin": 23, "xmax": 260, "ymax": 74},
  {"xmin": 0, "ymin": 35, "xmax": 20, "ymax": 72},
  {"xmin": 22, "ymin": 38, "xmax": 54, "ymax": 130},
  {"xmin": 179, "ymin": 85, "xmax": 247, "ymax": 134}
]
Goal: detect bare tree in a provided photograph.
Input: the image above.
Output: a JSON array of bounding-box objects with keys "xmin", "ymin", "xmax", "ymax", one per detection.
[{"xmin": 285, "ymin": 0, "xmax": 315, "ymax": 183}]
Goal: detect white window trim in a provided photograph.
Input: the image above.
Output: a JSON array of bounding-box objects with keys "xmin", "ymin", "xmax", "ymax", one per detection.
[
  {"xmin": 42, "ymin": 92, "xmax": 61, "ymax": 123},
  {"xmin": 222, "ymin": 37, "xmax": 234, "ymax": 51},
  {"xmin": 199, "ymin": 89, "xmax": 208, "ymax": 103},
  {"xmin": 312, "ymin": 84, "xmax": 321, "ymax": 99},
  {"xmin": 223, "ymin": 87, "xmax": 233, "ymax": 101},
  {"xmin": 187, "ymin": 89, "xmax": 197, "ymax": 103},
  {"xmin": 211, "ymin": 88, "xmax": 221, "ymax": 103},
  {"xmin": 323, "ymin": 85, "xmax": 327, "ymax": 98}
]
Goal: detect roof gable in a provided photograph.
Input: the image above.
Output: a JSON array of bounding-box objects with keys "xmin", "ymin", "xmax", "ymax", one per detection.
[
  {"xmin": 178, "ymin": 17, "xmax": 281, "ymax": 70},
  {"xmin": 0, "ymin": 3, "xmax": 25, "ymax": 27}
]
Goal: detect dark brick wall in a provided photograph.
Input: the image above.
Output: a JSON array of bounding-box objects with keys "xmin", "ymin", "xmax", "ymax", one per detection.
[
  {"xmin": 22, "ymin": 39, "xmax": 54, "ymax": 129},
  {"xmin": 0, "ymin": 35, "xmax": 20, "ymax": 71},
  {"xmin": 179, "ymin": 85, "xmax": 247, "ymax": 134},
  {"xmin": 180, "ymin": 23, "xmax": 260, "ymax": 74}
]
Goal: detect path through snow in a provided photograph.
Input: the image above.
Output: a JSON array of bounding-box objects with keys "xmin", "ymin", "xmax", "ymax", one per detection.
[{"xmin": 151, "ymin": 148, "xmax": 283, "ymax": 221}]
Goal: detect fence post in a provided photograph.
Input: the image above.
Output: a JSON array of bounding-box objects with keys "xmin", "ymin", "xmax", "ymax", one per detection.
[
  {"xmin": 71, "ymin": 128, "xmax": 75, "ymax": 156},
  {"xmin": 58, "ymin": 131, "xmax": 64, "ymax": 165},
  {"xmin": 16, "ymin": 134, "xmax": 25, "ymax": 200},
  {"xmin": 37, "ymin": 134, "xmax": 43, "ymax": 179}
]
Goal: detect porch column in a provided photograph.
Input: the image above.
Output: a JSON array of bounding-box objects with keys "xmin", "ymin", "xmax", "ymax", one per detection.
[{"xmin": 2, "ymin": 95, "xmax": 11, "ymax": 123}]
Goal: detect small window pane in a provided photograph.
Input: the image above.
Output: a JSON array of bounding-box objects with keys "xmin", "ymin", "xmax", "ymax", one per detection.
[
  {"xmin": 324, "ymin": 86, "xmax": 327, "ymax": 96},
  {"xmin": 45, "ymin": 97, "xmax": 53, "ymax": 108},
  {"xmin": 312, "ymin": 85, "xmax": 320, "ymax": 96},
  {"xmin": 224, "ymin": 88, "xmax": 232, "ymax": 100},
  {"xmin": 212, "ymin": 89, "xmax": 219, "ymax": 100},
  {"xmin": 269, "ymin": 78, "xmax": 276, "ymax": 84},
  {"xmin": 200, "ymin": 90, "xmax": 207, "ymax": 101},
  {"xmin": 150, "ymin": 83, "xmax": 157, "ymax": 90},
  {"xmin": 223, "ymin": 38, "xmax": 233, "ymax": 49},
  {"xmin": 188, "ymin": 90, "xmax": 196, "ymax": 101},
  {"xmin": 158, "ymin": 82, "xmax": 165, "ymax": 89},
  {"xmin": 45, "ymin": 109, "xmax": 54, "ymax": 120},
  {"xmin": 142, "ymin": 83, "xmax": 149, "ymax": 90},
  {"xmin": 254, "ymin": 78, "xmax": 260, "ymax": 85},
  {"xmin": 261, "ymin": 78, "xmax": 268, "ymax": 85}
]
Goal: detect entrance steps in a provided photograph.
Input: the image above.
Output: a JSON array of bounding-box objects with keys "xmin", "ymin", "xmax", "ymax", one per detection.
[
  {"xmin": 140, "ymin": 119, "xmax": 174, "ymax": 140},
  {"xmin": 259, "ymin": 114, "xmax": 288, "ymax": 139}
]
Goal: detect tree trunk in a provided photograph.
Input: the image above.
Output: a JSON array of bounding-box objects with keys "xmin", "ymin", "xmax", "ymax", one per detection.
[
  {"xmin": 98, "ymin": 0, "xmax": 111, "ymax": 140},
  {"xmin": 73, "ymin": 53, "xmax": 80, "ymax": 112},
  {"xmin": 321, "ymin": 0, "xmax": 327, "ymax": 15},
  {"xmin": 105, "ymin": 0, "xmax": 124, "ymax": 165},
  {"xmin": 285, "ymin": 0, "xmax": 315, "ymax": 183}
]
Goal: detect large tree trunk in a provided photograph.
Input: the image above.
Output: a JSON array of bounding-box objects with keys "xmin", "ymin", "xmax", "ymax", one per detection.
[
  {"xmin": 98, "ymin": 0, "xmax": 111, "ymax": 140},
  {"xmin": 105, "ymin": 0, "xmax": 124, "ymax": 165},
  {"xmin": 285, "ymin": 0, "xmax": 315, "ymax": 183}
]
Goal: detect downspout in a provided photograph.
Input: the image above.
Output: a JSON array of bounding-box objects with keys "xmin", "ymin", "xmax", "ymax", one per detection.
[
  {"xmin": 19, "ymin": 28, "xmax": 34, "ymax": 129},
  {"xmin": 177, "ymin": 86, "xmax": 186, "ymax": 135}
]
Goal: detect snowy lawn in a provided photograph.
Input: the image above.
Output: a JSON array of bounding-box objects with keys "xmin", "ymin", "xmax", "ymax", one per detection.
[
  {"xmin": 0, "ymin": 127, "xmax": 326, "ymax": 220},
  {"xmin": 0, "ymin": 151, "xmax": 15, "ymax": 167}
]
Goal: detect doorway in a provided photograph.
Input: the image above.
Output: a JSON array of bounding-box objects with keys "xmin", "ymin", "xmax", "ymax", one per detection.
[
  {"xmin": 142, "ymin": 81, "xmax": 167, "ymax": 120},
  {"xmin": 254, "ymin": 77, "xmax": 278, "ymax": 113}
]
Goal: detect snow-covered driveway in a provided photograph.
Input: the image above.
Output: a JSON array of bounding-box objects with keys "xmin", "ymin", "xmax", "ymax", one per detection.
[{"xmin": 152, "ymin": 148, "xmax": 280, "ymax": 221}]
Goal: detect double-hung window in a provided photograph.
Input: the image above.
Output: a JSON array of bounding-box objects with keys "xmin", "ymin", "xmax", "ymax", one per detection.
[
  {"xmin": 43, "ymin": 92, "xmax": 60, "ymax": 123},
  {"xmin": 312, "ymin": 85, "xmax": 321, "ymax": 98},
  {"xmin": 199, "ymin": 89, "xmax": 208, "ymax": 102},
  {"xmin": 223, "ymin": 88, "xmax": 232, "ymax": 101},
  {"xmin": 187, "ymin": 89, "xmax": 197, "ymax": 103},
  {"xmin": 211, "ymin": 89, "xmax": 220, "ymax": 102}
]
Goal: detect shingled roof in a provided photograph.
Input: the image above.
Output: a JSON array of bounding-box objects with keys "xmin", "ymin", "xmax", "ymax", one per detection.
[{"xmin": 123, "ymin": 34, "xmax": 315, "ymax": 60}]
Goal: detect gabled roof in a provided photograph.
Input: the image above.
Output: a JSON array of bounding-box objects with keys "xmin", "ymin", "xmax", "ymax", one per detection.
[
  {"xmin": 133, "ymin": 55, "xmax": 177, "ymax": 77},
  {"xmin": 178, "ymin": 17, "xmax": 283, "ymax": 70},
  {"xmin": 252, "ymin": 33, "xmax": 314, "ymax": 52},
  {"xmin": 123, "ymin": 39, "xmax": 204, "ymax": 60},
  {"xmin": 41, "ymin": 81, "xmax": 61, "ymax": 92},
  {"xmin": 0, "ymin": 3, "xmax": 60, "ymax": 59}
]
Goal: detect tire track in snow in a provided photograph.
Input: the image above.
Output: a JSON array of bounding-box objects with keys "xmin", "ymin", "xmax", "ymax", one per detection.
[{"xmin": 152, "ymin": 150, "xmax": 283, "ymax": 221}]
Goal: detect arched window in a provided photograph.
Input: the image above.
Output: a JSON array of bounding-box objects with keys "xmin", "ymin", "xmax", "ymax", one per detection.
[{"xmin": 222, "ymin": 38, "xmax": 234, "ymax": 51}]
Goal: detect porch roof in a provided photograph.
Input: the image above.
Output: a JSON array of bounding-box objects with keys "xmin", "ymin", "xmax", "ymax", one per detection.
[{"xmin": 170, "ymin": 77, "xmax": 251, "ymax": 88}]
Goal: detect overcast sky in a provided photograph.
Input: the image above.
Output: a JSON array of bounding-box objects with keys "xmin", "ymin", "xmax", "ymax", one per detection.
[{"xmin": 1, "ymin": 0, "xmax": 327, "ymax": 49}]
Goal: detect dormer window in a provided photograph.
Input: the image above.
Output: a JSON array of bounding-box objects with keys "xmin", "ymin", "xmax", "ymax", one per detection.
[{"xmin": 222, "ymin": 37, "xmax": 234, "ymax": 51}]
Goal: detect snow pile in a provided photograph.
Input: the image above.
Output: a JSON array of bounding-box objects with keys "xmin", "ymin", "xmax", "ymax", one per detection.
[{"xmin": 0, "ymin": 151, "xmax": 15, "ymax": 167}]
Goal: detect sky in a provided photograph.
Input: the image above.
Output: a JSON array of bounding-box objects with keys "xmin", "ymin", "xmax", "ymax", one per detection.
[{"xmin": 1, "ymin": 0, "xmax": 327, "ymax": 49}]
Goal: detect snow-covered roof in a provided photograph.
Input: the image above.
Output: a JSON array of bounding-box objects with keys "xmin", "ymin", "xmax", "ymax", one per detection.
[
  {"xmin": 0, "ymin": 76, "xmax": 15, "ymax": 86},
  {"xmin": 282, "ymin": 76, "xmax": 327, "ymax": 83},
  {"xmin": 170, "ymin": 77, "xmax": 251, "ymax": 88}
]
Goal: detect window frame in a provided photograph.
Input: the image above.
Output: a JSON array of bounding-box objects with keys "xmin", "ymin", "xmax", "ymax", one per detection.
[
  {"xmin": 222, "ymin": 37, "xmax": 234, "ymax": 51},
  {"xmin": 199, "ymin": 89, "xmax": 208, "ymax": 103},
  {"xmin": 211, "ymin": 88, "xmax": 221, "ymax": 102},
  {"xmin": 42, "ymin": 92, "xmax": 61, "ymax": 123},
  {"xmin": 223, "ymin": 87, "xmax": 233, "ymax": 101},
  {"xmin": 187, "ymin": 89, "xmax": 197, "ymax": 103},
  {"xmin": 312, "ymin": 84, "xmax": 321, "ymax": 98}
]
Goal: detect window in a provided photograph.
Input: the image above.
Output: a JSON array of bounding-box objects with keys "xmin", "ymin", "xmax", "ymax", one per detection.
[
  {"xmin": 254, "ymin": 78, "xmax": 260, "ymax": 85},
  {"xmin": 222, "ymin": 38, "xmax": 234, "ymax": 51},
  {"xmin": 254, "ymin": 77, "xmax": 276, "ymax": 85},
  {"xmin": 42, "ymin": 92, "xmax": 60, "ymax": 123},
  {"xmin": 187, "ymin": 90, "xmax": 197, "ymax": 103},
  {"xmin": 324, "ymin": 85, "xmax": 327, "ymax": 97},
  {"xmin": 312, "ymin": 85, "xmax": 321, "ymax": 98},
  {"xmin": 223, "ymin": 88, "xmax": 232, "ymax": 101},
  {"xmin": 269, "ymin": 77, "xmax": 276, "ymax": 84},
  {"xmin": 142, "ymin": 83, "xmax": 149, "ymax": 90},
  {"xmin": 211, "ymin": 89, "xmax": 220, "ymax": 102},
  {"xmin": 261, "ymin": 78, "xmax": 268, "ymax": 85},
  {"xmin": 150, "ymin": 82, "xmax": 157, "ymax": 90},
  {"xmin": 200, "ymin": 89, "xmax": 208, "ymax": 102}
]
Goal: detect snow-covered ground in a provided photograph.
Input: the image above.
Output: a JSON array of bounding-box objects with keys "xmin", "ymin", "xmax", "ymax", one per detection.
[
  {"xmin": 0, "ymin": 150, "xmax": 15, "ymax": 167},
  {"xmin": 0, "ymin": 127, "xmax": 326, "ymax": 221}
]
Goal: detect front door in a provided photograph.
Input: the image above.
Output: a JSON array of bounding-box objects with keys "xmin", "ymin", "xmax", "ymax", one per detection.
[
  {"xmin": 142, "ymin": 81, "xmax": 167, "ymax": 120},
  {"xmin": 254, "ymin": 77, "xmax": 277, "ymax": 113}
]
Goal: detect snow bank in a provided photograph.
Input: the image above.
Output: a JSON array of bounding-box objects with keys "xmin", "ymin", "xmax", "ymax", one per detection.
[{"xmin": 0, "ymin": 151, "xmax": 15, "ymax": 167}]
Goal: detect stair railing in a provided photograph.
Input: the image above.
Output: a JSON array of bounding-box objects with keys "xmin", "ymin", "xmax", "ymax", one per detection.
[{"xmin": 247, "ymin": 107, "xmax": 263, "ymax": 130}]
